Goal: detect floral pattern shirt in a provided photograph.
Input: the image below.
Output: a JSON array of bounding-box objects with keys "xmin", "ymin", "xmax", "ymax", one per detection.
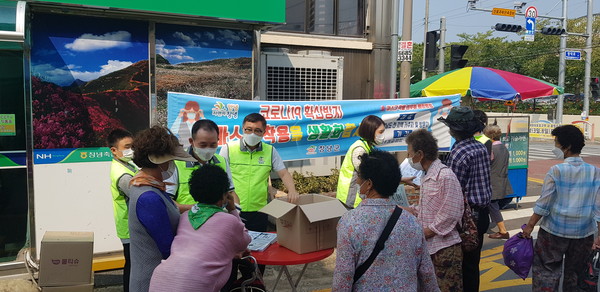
[{"xmin": 333, "ymin": 198, "xmax": 440, "ymax": 291}]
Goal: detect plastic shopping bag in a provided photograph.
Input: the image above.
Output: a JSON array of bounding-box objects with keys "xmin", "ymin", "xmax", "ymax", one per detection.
[{"xmin": 502, "ymin": 229, "xmax": 533, "ymax": 280}]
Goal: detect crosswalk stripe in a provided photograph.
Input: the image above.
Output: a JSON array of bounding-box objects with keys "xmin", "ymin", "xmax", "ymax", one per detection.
[{"xmin": 500, "ymin": 207, "xmax": 533, "ymax": 221}]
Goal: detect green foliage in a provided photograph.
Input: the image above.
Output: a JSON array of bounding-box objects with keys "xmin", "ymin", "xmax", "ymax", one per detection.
[
  {"xmin": 476, "ymin": 100, "xmax": 600, "ymax": 115},
  {"xmin": 272, "ymin": 169, "xmax": 339, "ymax": 194}
]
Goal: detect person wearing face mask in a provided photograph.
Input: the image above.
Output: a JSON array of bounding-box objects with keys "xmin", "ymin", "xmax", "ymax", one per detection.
[
  {"xmin": 406, "ymin": 129, "xmax": 464, "ymax": 291},
  {"xmin": 522, "ymin": 125, "xmax": 600, "ymax": 291},
  {"xmin": 437, "ymin": 106, "xmax": 491, "ymax": 292},
  {"xmin": 219, "ymin": 113, "xmax": 299, "ymax": 232},
  {"xmin": 107, "ymin": 129, "xmax": 138, "ymax": 292},
  {"xmin": 336, "ymin": 115, "xmax": 386, "ymax": 209},
  {"xmin": 165, "ymin": 119, "xmax": 240, "ymax": 212},
  {"xmin": 149, "ymin": 164, "xmax": 251, "ymax": 292},
  {"xmin": 125, "ymin": 126, "xmax": 197, "ymax": 292},
  {"xmin": 333, "ymin": 150, "xmax": 439, "ymax": 290}
]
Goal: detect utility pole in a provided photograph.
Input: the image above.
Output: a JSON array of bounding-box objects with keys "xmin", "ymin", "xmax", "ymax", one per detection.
[
  {"xmin": 398, "ymin": 0, "xmax": 413, "ymax": 98},
  {"xmin": 390, "ymin": 0, "xmax": 399, "ymax": 99},
  {"xmin": 583, "ymin": 0, "xmax": 593, "ymax": 117},
  {"xmin": 556, "ymin": 0, "xmax": 567, "ymax": 124},
  {"xmin": 421, "ymin": 0, "xmax": 429, "ymax": 80},
  {"xmin": 438, "ymin": 17, "xmax": 446, "ymax": 74}
]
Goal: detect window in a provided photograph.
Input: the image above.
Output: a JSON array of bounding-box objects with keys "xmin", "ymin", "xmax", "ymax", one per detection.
[{"xmin": 274, "ymin": 0, "xmax": 365, "ymax": 37}]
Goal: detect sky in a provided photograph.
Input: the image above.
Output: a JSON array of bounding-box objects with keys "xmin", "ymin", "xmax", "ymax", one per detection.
[
  {"xmin": 31, "ymin": 14, "xmax": 148, "ymax": 86},
  {"xmin": 155, "ymin": 24, "xmax": 253, "ymax": 64},
  {"xmin": 404, "ymin": 0, "xmax": 599, "ymax": 44}
]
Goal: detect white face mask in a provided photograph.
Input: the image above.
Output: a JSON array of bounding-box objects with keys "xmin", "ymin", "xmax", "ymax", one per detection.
[
  {"xmin": 552, "ymin": 147, "xmax": 564, "ymax": 160},
  {"xmin": 374, "ymin": 133, "xmax": 385, "ymax": 145},
  {"xmin": 408, "ymin": 154, "xmax": 424, "ymax": 171},
  {"xmin": 194, "ymin": 147, "xmax": 217, "ymax": 162},
  {"xmin": 243, "ymin": 133, "xmax": 263, "ymax": 147},
  {"xmin": 160, "ymin": 161, "xmax": 176, "ymax": 180},
  {"xmin": 119, "ymin": 149, "xmax": 134, "ymax": 162},
  {"xmin": 358, "ymin": 180, "xmax": 369, "ymax": 200},
  {"xmin": 187, "ymin": 113, "xmax": 196, "ymax": 120}
]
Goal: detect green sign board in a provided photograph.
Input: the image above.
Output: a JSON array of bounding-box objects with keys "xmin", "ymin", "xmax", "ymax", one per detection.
[
  {"xmin": 501, "ymin": 132, "xmax": 529, "ymax": 169},
  {"xmin": 32, "ymin": 0, "xmax": 285, "ymax": 23},
  {"xmin": 0, "ymin": 114, "xmax": 16, "ymax": 136}
]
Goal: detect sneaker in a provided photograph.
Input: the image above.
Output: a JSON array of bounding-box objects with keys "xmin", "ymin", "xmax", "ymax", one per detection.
[{"xmin": 489, "ymin": 232, "xmax": 510, "ymax": 239}]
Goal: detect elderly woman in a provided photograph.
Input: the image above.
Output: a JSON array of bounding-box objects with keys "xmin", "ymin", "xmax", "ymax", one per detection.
[
  {"xmin": 126, "ymin": 126, "xmax": 197, "ymax": 291},
  {"xmin": 150, "ymin": 164, "xmax": 251, "ymax": 292},
  {"xmin": 333, "ymin": 150, "xmax": 439, "ymax": 291},
  {"xmin": 523, "ymin": 125, "xmax": 600, "ymax": 291},
  {"xmin": 483, "ymin": 125, "xmax": 513, "ymax": 239},
  {"xmin": 406, "ymin": 129, "xmax": 464, "ymax": 291}
]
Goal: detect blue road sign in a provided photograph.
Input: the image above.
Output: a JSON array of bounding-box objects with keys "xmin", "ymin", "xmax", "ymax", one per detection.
[
  {"xmin": 565, "ymin": 51, "xmax": 582, "ymax": 60},
  {"xmin": 525, "ymin": 17, "xmax": 536, "ymax": 35}
]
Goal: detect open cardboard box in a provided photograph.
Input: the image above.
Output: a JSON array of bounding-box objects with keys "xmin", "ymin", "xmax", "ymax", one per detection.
[{"xmin": 260, "ymin": 194, "xmax": 347, "ymax": 254}]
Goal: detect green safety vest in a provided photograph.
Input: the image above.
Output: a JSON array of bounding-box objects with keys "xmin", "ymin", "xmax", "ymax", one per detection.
[
  {"xmin": 475, "ymin": 134, "xmax": 490, "ymax": 145},
  {"xmin": 110, "ymin": 159, "xmax": 137, "ymax": 239},
  {"xmin": 174, "ymin": 153, "xmax": 228, "ymax": 205},
  {"xmin": 336, "ymin": 139, "xmax": 373, "ymax": 208},
  {"xmin": 228, "ymin": 141, "xmax": 273, "ymax": 212}
]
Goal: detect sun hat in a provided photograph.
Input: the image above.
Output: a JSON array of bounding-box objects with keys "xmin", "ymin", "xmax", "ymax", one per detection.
[
  {"xmin": 437, "ymin": 106, "xmax": 482, "ymax": 133},
  {"xmin": 148, "ymin": 145, "xmax": 196, "ymax": 164}
]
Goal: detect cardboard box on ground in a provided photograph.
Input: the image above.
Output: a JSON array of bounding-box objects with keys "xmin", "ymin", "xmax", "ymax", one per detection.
[
  {"xmin": 38, "ymin": 231, "xmax": 94, "ymax": 289},
  {"xmin": 260, "ymin": 194, "xmax": 347, "ymax": 254}
]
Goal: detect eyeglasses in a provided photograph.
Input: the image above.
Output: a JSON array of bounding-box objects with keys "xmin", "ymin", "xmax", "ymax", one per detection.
[{"xmin": 243, "ymin": 127, "xmax": 265, "ymax": 135}]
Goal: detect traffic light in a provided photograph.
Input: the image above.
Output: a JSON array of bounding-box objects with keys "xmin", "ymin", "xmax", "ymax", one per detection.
[
  {"xmin": 424, "ymin": 31, "xmax": 439, "ymax": 71},
  {"xmin": 591, "ymin": 77, "xmax": 600, "ymax": 98},
  {"xmin": 494, "ymin": 23, "xmax": 523, "ymax": 33},
  {"xmin": 450, "ymin": 45, "xmax": 468, "ymax": 70},
  {"xmin": 541, "ymin": 27, "xmax": 566, "ymax": 35}
]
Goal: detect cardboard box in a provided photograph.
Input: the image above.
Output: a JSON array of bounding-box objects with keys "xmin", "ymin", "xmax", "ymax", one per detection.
[
  {"xmin": 38, "ymin": 231, "xmax": 94, "ymax": 287},
  {"xmin": 260, "ymin": 194, "xmax": 347, "ymax": 254},
  {"xmin": 41, "ymin": 283, "xmax": 93, "ymax": 292}
]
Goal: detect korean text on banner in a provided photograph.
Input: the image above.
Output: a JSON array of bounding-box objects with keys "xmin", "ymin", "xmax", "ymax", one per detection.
[{"xmin": 167, "ymin": 92, "xmax": 461, "ymax": 161}]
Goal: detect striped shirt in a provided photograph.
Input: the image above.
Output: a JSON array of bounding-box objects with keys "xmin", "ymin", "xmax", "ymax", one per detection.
[
  {"xmin": 534, "ymin": 157, "xmax": 600, "ymax": 238},
  {"xmin": 417, "ymin": 159, "xmax": 464, "ymax": 255},
  {"xmin": 445, "ymin": 137, "xmax": 492, "ymax": 207}
]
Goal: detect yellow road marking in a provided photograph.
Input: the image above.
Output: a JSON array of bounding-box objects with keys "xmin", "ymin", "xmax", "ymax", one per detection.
[
  {"xmin": 528, "ymin": 177, "xmax": 544, "ymax": 184},
  {"xmin": 480, "ymin": 244, "xmax": 532, "ymax": 290}
]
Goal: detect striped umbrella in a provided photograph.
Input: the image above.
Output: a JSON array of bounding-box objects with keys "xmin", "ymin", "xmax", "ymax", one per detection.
[{"xmin": 410, "ymin": 67, "xmax": 564, "ymax": 101}]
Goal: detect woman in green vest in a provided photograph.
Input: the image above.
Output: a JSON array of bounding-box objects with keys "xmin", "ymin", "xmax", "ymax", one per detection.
[{"xmin": 336, "ymin": 115, "xmax": 385, "ymax": 208}]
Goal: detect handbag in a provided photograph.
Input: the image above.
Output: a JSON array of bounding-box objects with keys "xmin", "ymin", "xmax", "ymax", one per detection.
[
  {"xmin": 456, "ymin": 197, "xmax": 479, "ymax": 252},
  {"xmin": 353, "ymin": 206, "xmax": 402, "ymax": 283}
]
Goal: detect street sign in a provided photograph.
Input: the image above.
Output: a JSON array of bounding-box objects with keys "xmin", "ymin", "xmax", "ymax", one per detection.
[
  {"xmin": 492, "ymin": 8, "xmax": 516, "ymax": 17},
  {"xmin": 525, "ymin": 6, "xmax": 538, "ymax": 18},
  {"xmin": 398, "ymin": 40, "xmax": 413, "ymax": 62},
  {"xmin": 565, "ymin": 51, "xmax": 582, "ymax": 60},
  {"xmin": 524, "ymin": 6, "xmax": 537, "ymax": 42}
]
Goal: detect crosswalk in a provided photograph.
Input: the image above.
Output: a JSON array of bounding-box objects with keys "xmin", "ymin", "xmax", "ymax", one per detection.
[
  {"xmin": 493, "ymin": 195, "xmax": 539, "ymax": 240},
  {"xmin": 528, "ymin": 144, "xmax": 597, "ymax": 161}
]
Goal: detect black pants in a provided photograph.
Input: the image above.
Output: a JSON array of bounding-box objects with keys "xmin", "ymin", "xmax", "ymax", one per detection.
[
  {"xmin": 123, "ymin": 243, "xmax": 130, "ymax": 292},
  {"xmin": 462, "ymin": 205, "xmax": 490, "ymax": 292}
]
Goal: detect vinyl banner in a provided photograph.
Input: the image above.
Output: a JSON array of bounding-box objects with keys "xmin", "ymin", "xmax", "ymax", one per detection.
[{"xmin": 168, "ymin": 92, "xmax": 461, "ymax": 161}]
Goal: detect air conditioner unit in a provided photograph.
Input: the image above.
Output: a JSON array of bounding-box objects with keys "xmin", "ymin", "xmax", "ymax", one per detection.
[{"xmin": 259, "ymin": 49, "xmax": 344, "ymax": 101}]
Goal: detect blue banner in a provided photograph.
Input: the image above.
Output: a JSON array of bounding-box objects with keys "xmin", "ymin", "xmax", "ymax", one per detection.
[{"xmin": 168, "ymin": 92, "xmax": 461, "ymax": 161}]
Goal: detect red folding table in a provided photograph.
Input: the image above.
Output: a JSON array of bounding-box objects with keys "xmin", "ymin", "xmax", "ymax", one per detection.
[{"xmin": 252, "ymin": 242, "xmax": 334, "ymax": 291}]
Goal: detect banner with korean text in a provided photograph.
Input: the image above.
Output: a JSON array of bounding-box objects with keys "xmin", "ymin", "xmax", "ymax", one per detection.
[{"xmin": 168, "ymin": 92, "xmax": 461, "ymax": 161}]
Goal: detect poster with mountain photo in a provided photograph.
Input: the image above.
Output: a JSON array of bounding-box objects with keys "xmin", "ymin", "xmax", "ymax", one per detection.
[
  {"xmin": 155, "ymin": 24, "xmax": 253, "ymax": 130},
  {"xmin": 31, "ymin": 13, "xmax": 149, "ymax": 150}
]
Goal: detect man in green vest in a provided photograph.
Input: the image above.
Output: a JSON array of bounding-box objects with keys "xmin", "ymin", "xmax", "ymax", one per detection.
[
  {"xmin": 219, "ymin": 113, "xmax": 299, "ymax": 232},
  {"xmin": 108, "ymin": 129, "xmax": 138, "ymax": 292},
  {"xmin": 473, "ymin": 110, "xmax": 492, "ymax": 156},
  {"xmin": 166, "ymin": 119, "xmax": 239, "ymax": 212}
]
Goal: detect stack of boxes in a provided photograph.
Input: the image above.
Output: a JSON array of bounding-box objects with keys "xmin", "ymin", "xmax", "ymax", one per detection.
[{"xmin": 38, "ymin": 232, "xmax": 94, "ymax": 292}]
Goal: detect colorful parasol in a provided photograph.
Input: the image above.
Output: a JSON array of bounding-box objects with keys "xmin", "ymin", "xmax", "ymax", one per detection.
[{"xmin": 410, "ymin": 67, "xmax": 564, "ymax": 101}]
